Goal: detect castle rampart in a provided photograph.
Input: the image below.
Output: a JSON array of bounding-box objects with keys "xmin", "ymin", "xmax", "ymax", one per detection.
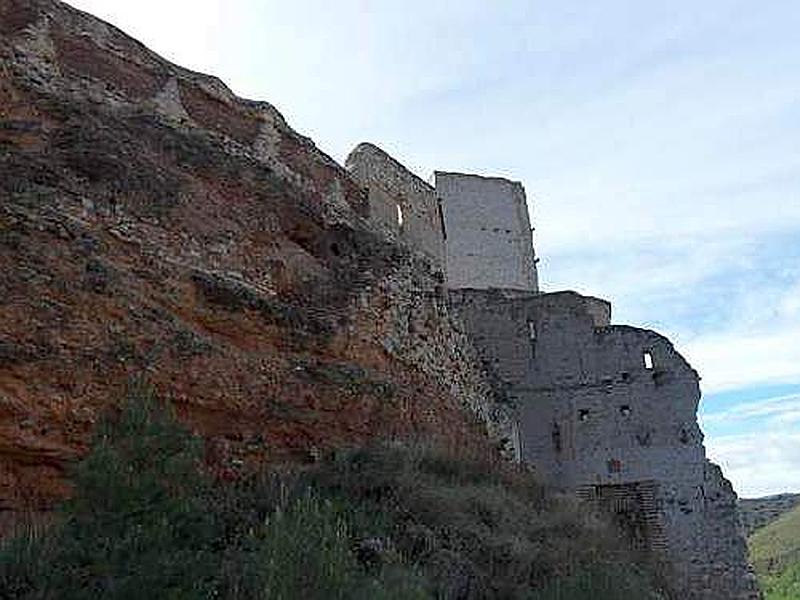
[
  {"xmin": 450, "ymin": 288, "xmax": 759, "ymax": 599},
  {"xmin": 348, "ymin": 142, "xmax": 760, "ymax": 599}
]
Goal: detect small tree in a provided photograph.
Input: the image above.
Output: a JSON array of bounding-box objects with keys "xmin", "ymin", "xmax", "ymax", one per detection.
[{"xmin": 0, "ymin": 381, "xmax": 428, "ymax": 600}]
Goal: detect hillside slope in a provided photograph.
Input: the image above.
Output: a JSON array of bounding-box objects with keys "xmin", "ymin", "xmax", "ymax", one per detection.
[
  {"xmin": 1, "ymin": 390, "xmax": 666, "ymax": 599},
  {"xmin": 749, "ymin": 503, "xmax": 800, "ymax": 599},
  {"xmin": 740, "ymin": 493, "xmax": 800, "ymax": 537},
  {"xmin": 0, "ymin": 0, "xmax": 504, "ymax": 528}
]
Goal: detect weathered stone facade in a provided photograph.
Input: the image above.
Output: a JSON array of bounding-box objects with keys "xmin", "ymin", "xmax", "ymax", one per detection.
[
  {"xmin": 348, "ymin": 142, "xmax": 760, "ymax": 599},
  {"xmin": 435, "ymin": 171, "xmax": 538, "ymax": 291},
  {"xmin": 346, "ymin": 143, "xmax": 446, "ymax": 276},
  {"xmin": 450, "ymin": 289, "xmax": 759, "ymax": 599}
]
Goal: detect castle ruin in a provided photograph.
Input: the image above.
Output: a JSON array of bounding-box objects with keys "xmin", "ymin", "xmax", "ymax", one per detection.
[{"xmin": 346, "ymin": 142, "xmax": 761, "ymax": 600}]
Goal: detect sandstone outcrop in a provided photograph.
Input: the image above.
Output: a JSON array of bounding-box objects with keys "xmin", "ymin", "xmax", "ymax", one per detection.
[{"xmin": 0, "ymin": 0, "xmax": 502, "ymax": 526}]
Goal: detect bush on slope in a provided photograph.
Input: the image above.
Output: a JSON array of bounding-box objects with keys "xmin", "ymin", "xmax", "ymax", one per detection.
[{"xmin": 1, "ymin": 383, "xmax": 664, "ymax": 599}]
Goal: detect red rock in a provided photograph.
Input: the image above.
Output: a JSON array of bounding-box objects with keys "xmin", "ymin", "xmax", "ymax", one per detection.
[{"xmin": 0, "ymin": 0, "xmax": 496, "ymax": 531}]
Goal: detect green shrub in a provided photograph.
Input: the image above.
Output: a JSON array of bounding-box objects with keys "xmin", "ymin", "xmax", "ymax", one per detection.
[
  {"xmin": 749, "ymin": 503, "xmax": 800, "ymax": 600},
  {"xmin": 308, "ymin": 442, "xmax": 666, "ymax": 599},
  {"xmin": 528, "ymin": 564, "xmax": 665, "ymax": 600},
  {"xmin": 252, "ymin": 492, "xmax": 427, "ymax": 600},
  {"xmin": 759, "ymin": 560, "xmax": 800, "ymax": 600},
  {"xmin": 0, "ymin": 385, "xmax": 664, "ymax": 600},
  {"xmin": 0, "ymin": 384, "xmax": 425, "ymax": 600},
  {"xmin": 1, "ymin": 382, "xmax": 219, "ymax": 599}
]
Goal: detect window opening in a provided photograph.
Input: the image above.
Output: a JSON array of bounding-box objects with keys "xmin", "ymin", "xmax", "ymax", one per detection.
[
  {"xmin": 620, "ymin": 405, "xmax": 631, "ymax": 417},
  {"xmin": 679, "ymin": 427, "xmax": 691, "ymax": 445},
  {"xmin": 578, "ymin": 409, "xmax": 590, "ymax": 422},
  {"xmin": 636, "ymin": 429, "xmax": 652, "ymax": 447},
  {"xmin": 643, "ymin": 351, "xmax": 654, "ymax": 370},
  {"xmin": 396, "ymin": 203, "xmax": 404, "ymax": 228}
]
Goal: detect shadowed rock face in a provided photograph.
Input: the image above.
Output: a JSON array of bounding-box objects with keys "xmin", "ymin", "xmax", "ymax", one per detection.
[{"xmin": 0, "ymin": 0, "xmax": 499, "ymax": 525}]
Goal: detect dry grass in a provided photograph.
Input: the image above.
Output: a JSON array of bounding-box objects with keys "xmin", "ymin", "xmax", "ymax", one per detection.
[{"xmin": 1, "ymin": 386, "xmax": 665, "ymax": 599}]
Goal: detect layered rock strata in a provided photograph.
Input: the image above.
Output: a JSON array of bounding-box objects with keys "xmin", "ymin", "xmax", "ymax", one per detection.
[{"xmin": 0, "ymin": 0, "xmax": 502, "ymax": 527}]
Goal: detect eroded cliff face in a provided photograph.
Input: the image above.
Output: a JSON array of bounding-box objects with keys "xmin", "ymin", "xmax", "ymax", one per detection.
[{"xmin": 0, "ymin": 0, "xmax": 501, "ymax": 525}]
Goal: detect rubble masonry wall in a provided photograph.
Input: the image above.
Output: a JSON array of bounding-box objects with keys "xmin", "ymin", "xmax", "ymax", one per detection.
[
  {"xmin": 450, "ymin": 288, "xmax": 760, "ymax": 600},
  {"xmin": 345, "ymin": 143, "xmax": 446, "ymax": 274}
]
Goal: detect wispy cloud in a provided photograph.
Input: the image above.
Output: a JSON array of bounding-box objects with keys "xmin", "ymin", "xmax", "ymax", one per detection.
[
  {"xmin": 700, "ymin": 385, "xmax": 800, "ymax": 496},
  {"xmin": 688, "ymin": 328, "xmax": 800, "ymax": 393},
  {"xmin": 702, "ymin": 392, "xmax": 800, "ymax": 425},
  {"xmin": 705, "ymin": 430, "xmax": 800, "ymax": 498}
]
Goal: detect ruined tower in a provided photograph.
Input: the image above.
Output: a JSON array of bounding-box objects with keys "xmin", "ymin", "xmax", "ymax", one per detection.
[
  {"xmin": 346, "ymin": 142, "xmax": 760, "ymax": 600},
  {"xmin": 435, "ymin": 172, "xmax": 538, "ymax": 291},
  {"xmin": 345, "ymin": 143, "xmax": 446, "ymax": 275}
]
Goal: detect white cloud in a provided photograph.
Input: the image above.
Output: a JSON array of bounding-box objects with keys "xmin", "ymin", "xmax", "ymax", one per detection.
[
  {"xmin": 702, "ymin": 393, "xmax": 800, "ymax": 424},
  {"xmin": 705, "ymin": 430, "xmax": 800, "ymax": 498},
  {"xmin": 682, "ymin": 270, "xmax": 800, "ymax": 393},
  {"xmin": 687, "ymin": 328, "xmax": 800, "ymax": 393}
]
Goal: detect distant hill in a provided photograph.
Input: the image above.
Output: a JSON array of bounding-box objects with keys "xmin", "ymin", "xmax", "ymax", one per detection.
[
  {"xmin": 749, "ymin": 503, "xmax": 800, "ymax": 599},
  {"xmin": 739, "ymin": 493, "xmax": 800, "ymax": 536}
]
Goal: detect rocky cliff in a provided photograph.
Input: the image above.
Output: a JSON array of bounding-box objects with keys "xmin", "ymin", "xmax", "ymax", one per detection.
[{"xmin": 0, "ymin": 0, "xmax": 503, "ymax": 527}]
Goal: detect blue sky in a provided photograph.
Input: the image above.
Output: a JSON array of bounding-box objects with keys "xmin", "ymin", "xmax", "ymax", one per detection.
[{"xmin": 68, "ymin": 0, "xmax": 800, "ymax": 497}]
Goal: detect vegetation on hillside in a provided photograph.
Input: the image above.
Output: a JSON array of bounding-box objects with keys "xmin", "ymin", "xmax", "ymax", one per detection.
[
  {"xmin": 749, "ymin": 503, "xmax": 800, "ymax": 600},
  {"xmin": 1, "ymin": 383, "xmax": 666, "ymax": 599},
  {"xmin": 739, "ymin": 493, "xmax": 800, "ymax": 536}
]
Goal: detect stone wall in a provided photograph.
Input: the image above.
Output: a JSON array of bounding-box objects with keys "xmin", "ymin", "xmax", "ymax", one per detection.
[
  {"xmin": 364, "ymin": 255, "xmax": 519, "ymax": 460},
  {"xmin": 435, "ymin": 172, "xmax": 538, "ymax": 291},
  {"xmin": 353, "ymin": 150, "xmax": 759, "ymax": 597},
  {"xmin": 346, "ymin": 143, "xmax": 446, "ymax": 275},
  {"xmin": 451, "ymin": 288, "xmax": 760, "ymax": 599}
]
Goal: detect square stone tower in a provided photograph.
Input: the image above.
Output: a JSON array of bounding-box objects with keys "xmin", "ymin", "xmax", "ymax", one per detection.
[{"xmin": 434, "ymin": 172, "xmax": 538, "ymax": 291}]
